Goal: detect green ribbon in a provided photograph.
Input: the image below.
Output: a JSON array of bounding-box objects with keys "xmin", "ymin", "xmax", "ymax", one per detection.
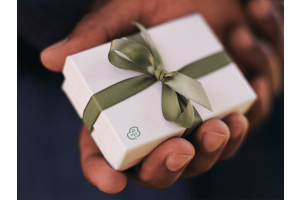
[{"xmin": 83, "ymin": 22, "xmax": 232, "ymax": 133}]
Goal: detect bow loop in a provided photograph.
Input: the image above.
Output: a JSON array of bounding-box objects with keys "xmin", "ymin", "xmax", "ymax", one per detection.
[{"xmin": 108, "ymin": 38, "xmax": 156, "ymax": 75}]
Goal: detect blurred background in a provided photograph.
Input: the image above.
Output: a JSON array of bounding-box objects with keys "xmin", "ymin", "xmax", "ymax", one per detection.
[{"xmin": 18, "ymin": 0, "xmax": 283, "ymax": 199}]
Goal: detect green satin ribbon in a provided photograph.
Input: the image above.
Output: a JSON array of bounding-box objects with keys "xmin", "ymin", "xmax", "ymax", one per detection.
[{"xmin": 83, "ymin": 22, "xmax": 232, "ymax": 133}]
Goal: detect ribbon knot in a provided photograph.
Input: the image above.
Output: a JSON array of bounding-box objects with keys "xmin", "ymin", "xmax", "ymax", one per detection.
[{"xmin": 155, "ymin": 68, "xmax": 168, "ymax": 81}]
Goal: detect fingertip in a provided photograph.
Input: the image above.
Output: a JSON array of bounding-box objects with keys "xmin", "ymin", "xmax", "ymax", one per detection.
[
  {"xmin": 40, "ymin": 50, "xmax": 62, "ymax": 72},
  {"xmin": 193, "ymin": 119, "xmax": 230, "ymax": 154},
  {"xmin": 79, "ymin": 124, "xmax": 127, "ymax": 194},
  {"xmin": 165, "ymin": 153, "xmax": 193, "ymax": 172},
  {"xmin": 259, "ymin": 43, "xmax": 283, "ymax": 94},
  {"xmin": 193, "ymin": 119, "xmax": 230, "ymax": 153},
  {"xmin": 196, "ymin": 119, "xmax": 230, "ymax": 138},
  {"xmin": 182, "ymin": 119, "xmax": 230, "ymax": 177},
  {"xmin": 145, "ymin": 137, "xmax": 195, "ymax": 170},
  {"xmin": 202, "ymin": 131, "xmax": 228, "ymax": 153},
  {"xmin": 166, "ymin": 137, "xmax": 196, "ymax": 156},
  {"xmin": 248, "ymin": 0, "xmax": 273, "ymax": 20},
  {"xmin": 136, "ymin": 138, "xmax": 194, "ymax": 188},
  {"xmin": 84, "ymin": 155, "xmax": 127, "ymax": 194},
  {"xmin": 247, "ymin": 76, "xmax": 272, "ymax": 126},
  {"xmin": 220, "ymin": 114, "xmax": 249, "ymax": 160},
  {"xmin": 96, "ymin": 171, "xmax": 127, "ymax": 194},
  {"xmin": 229, "ymin": 25, "xmax": 254, "ymax": 51},
  {"xmin": 252, "ymin": 76, "xmax": 272, "ymax": 110},
  {"xmin": 40, "ymin": 38, "xmax": 69, "ymax": 72},
  {"xmin": 224, "ymin": 113, "xmax": 249, "ymax": 138}
]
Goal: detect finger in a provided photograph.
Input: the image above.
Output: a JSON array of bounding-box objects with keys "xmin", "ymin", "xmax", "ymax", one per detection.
[
  {"xmin": 40, "ymin": 0, "xmax": 144, "ymax": 72},
  {"xmin": 259, "ymin": 42, "xmax": 283, "ymax": 95},
  {"xmin": 273, "ymin": 0, "xmax": 284, "ymax": 17},
  {"xmin": 228, "ymin": 25, "xmax": 268, "ymax": 75},
  {"xmin": 278, "ymin": 0, "xmax": 284, "ymax": 15},
  {"xmin": 129, "ymin": 137, "xmax": 195, "ymax": 189},
  {"xmin": 246, "ymin": 76, "xmax": 272, "ymax": 127},
  {"xmin": 79, "ymin": 124, "xmax": 127, "ymax": 194},
  {"xmin": 182, "ymin": 119, "xmax": 230, "ymax": 177},
  {"xmin": 245, "ymin": 0, "xmax": 284, "ymax": 63},
  {"xmin": 228, "ymin": 25, "xmax": 281, "ymax": 94},
  {"xmin": 220, "ymin": 113, "xmax": 249, "ymax": 160}
]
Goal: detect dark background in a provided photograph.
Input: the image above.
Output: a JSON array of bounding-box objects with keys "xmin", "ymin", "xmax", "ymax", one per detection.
[{"xmin": 17, "ymin": 0, "xmax": 284, "ymax": 199}]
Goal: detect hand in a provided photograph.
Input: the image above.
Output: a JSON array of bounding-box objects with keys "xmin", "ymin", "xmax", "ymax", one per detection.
[
  {"xmin": 40, "ymin": 0, "xmax": 283, "ymax": 193},
  {"xmin": 78, "ymin": 114, "xmax": 248, "ymax": 193}
]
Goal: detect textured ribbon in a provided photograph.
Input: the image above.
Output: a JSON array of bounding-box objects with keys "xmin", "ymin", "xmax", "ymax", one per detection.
[{"xmin": 83, "ymin": 22, "xmax": 232, "ymax": 132}]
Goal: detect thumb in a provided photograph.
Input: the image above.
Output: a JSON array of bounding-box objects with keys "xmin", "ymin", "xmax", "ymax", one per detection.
[{"xmin": 40, "ymin": 0, "xmax": 144, "ymax": 72}]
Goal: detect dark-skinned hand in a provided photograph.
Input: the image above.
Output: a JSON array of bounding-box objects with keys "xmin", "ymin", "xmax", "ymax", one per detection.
[{"xmin": 40, "ymin": 0, "xmax": 283, "ymax": 193}]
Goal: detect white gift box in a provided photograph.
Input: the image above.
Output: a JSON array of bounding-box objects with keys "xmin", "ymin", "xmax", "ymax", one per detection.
[{"xmin": 62, "ymin": 13, "xmax": 256, "ymax": 171}]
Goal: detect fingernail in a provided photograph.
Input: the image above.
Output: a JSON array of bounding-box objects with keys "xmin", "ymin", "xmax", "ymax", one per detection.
[
  {"xmin": 165, "ymin": 153, "xmax": 193, "ymax": 172},
  {"xmin": 228, "ymin": 122, "xmax": 244, "ymax": 139},
  {"xmin": 46, "ymin": 38, "xmax": 69, "ymax": 50},
  {"xmin": 202, "ymin": 131, "xmax": 227, "ymax": 152}
]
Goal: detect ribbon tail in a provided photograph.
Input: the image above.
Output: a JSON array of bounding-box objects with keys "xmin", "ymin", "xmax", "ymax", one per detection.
[
  {"xmin": 181, "ymin": 106, "xmax": 202, "ymax": 138},
  {"xmin": 163, "ymin": 71, "xmax": 212, "ymax": 111},
  {"xmin": 161, "ymin": 84, "xmax": 195, "ymax": 128}
]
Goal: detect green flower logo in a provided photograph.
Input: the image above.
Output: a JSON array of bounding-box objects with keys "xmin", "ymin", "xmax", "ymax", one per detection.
[{"xmin": 127, "ymin": 127, "xmax": 141, "ymax": 140}]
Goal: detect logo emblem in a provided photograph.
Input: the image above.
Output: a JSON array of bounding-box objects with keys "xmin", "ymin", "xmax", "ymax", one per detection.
[{"xmin": 127, "ymin": 127, "xmax": 141, "ymax": 140}]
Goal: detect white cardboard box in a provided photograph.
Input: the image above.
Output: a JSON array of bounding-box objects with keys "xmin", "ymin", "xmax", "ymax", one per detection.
[{"xmin": 62, "ymin": 13, "xmax": 256, "ymax": 171}]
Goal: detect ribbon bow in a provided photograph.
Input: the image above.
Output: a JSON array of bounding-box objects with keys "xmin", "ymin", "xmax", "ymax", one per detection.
[{"xmin": 83, "ymin": 22, "xmax": 232, "ymax": 132}]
